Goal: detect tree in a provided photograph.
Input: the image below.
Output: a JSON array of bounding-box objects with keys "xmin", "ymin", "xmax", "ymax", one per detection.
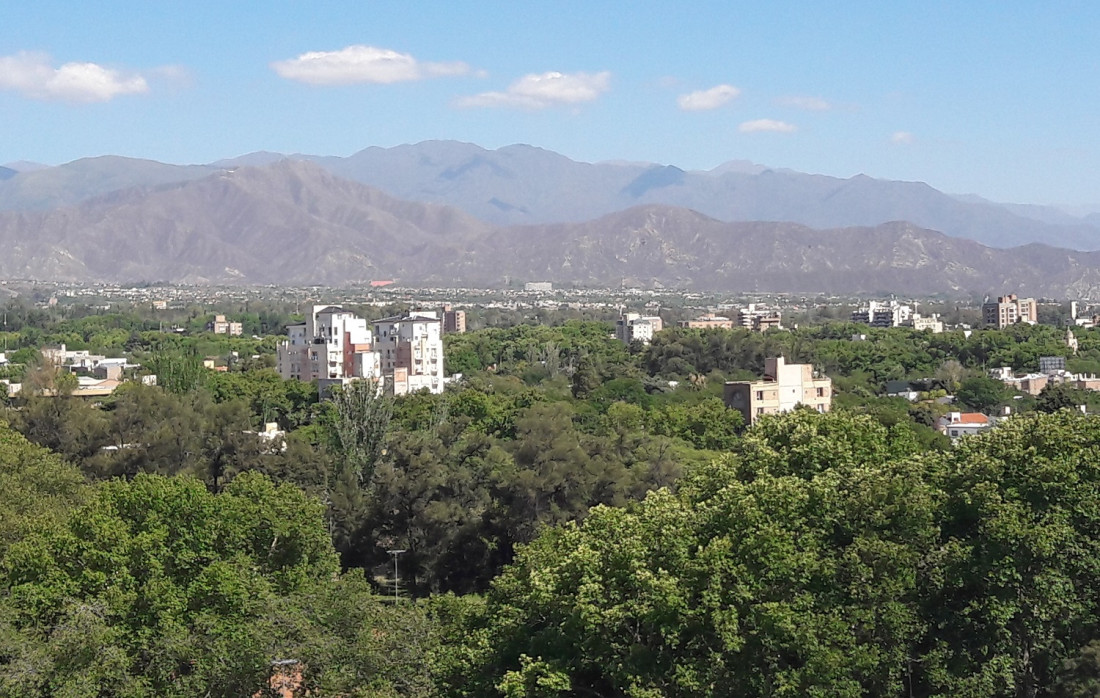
[
  {"xmin": 450, "ymin": 411, "xmax": 1100, "ymax": 697},
  {"xmin": 1037, "ymin": 381, "xmax": 1087, "ymax": 413},
  {"xmin": 331, "ymin": 379, "xmax": 393, "ymax": 486},
  {"xmin": 955, "ymin": 374, "xmax": 1010, "ymax": 410},
  {"xmin": 0, "ymin": 472, "xmax": 355, "ymax": 696},
  {"xmin": 1052, "ymin": 640, "xmax": 1100, "ymax": 698}
]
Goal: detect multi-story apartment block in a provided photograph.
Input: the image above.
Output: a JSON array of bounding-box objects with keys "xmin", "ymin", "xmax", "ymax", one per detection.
[
  {"xmin": 737, "ymin": 304, "xmax": 782, "ymax": 332},
  {"xmin": 277, "ymin": 306, "xmax": 380, "ymax": 393},
  {"xmin": 373, "ymin": 311, "xmax": 445, "ymax": 395},
  {"xmin": 851, "ymin": 300, "xmax": 912, "ymax": 328},
  {"xmin": 982, "ymin": 294, "xmax": 1037, "ymax": 328},
  {"xmin": 615, "ymin": 312, "xmax": 664, "ymax": 344},
  {"xmin": 442, "ymin": 304, "xmax": 466, "ymax": 334},
  {"xmin": 723, "ymin": 356, "xmax": 832, "ymax": 425}
]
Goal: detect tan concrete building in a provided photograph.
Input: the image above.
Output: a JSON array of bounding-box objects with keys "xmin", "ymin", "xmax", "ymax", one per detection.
[
  {"xmin": 982, "ymin": 294, "xmax": 1037, "ymax": 328},
  {"xmin": 678, "ymin": 313, "xmax": 734, "ymax": 330},
  {"xmin": 723, "ymin": 356, "xmax": 832, "ymax": 425},
  {"xmin": 442, "ymin": 304, "xmax": 466, "ymax": 334},
  {"xmin": 207, "ymin": 314, "xmax": 244, "ymax": 336}
]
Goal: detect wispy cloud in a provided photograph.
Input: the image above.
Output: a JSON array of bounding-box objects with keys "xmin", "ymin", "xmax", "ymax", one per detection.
[
  {"xmin": 677, "ymin": 84, "xmax": 740, "ymax": 111},
  {"xmin": 776, "ymin": 95, "xmax": 830, "ymax": 111},
  {"xmin": 272, "ymin": 45, "xmax": 470, "ymax": 85},
  {"xmin": 891, "ymin": 130, "xmax": 915, "ymax": 144},
  {"xmin": 0, "ymin": 51, "xmax": 148, "ymax": 103},
  {"xmin": 739, "ymin": 119, "xmax": 797, "ymax": 133},
  {"xmin": 456, "ymin": 70, "xmax": 610, "ymax": 109}
]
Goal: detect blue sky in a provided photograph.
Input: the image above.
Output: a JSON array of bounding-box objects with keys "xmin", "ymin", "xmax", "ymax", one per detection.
[{"xmin": 2, "ymin": 2, "xmax": 1098, "ymax": 206}]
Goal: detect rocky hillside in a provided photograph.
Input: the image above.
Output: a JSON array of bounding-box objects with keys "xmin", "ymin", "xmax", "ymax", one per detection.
[{"xmin": 1, "ymin": 161, "xmax": 1099, "ymax": 296}]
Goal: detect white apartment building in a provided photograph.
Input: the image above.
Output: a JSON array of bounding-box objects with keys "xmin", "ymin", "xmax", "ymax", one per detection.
[
  {"xmin": 373, "ymin": 311, "xmax": 445, "ymax": 395},
  {"xmin": 615, "ymin": 312, "xmax": 664, "ymax": 344},
  {"xmin": 277, "ymin": 305, "xmax": 381, "ymax": 393}
]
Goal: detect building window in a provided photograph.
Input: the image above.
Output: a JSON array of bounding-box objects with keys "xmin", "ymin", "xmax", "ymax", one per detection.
[
  {"xmin": 755, "ymin": 390, "xmax": 764, "ymax": 400},
  {"xmin": 756, "ymin": 407, "xmax": 764, "ymax": 415},
  {"xmin": 816, "ymin": 387, "xmax": 825, "ymax": 397}
]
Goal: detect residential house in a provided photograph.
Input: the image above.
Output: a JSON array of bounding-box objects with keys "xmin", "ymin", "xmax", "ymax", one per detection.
[{"xmin": 938, "ymin": 411, "xmax": 993, "ymax": 440}]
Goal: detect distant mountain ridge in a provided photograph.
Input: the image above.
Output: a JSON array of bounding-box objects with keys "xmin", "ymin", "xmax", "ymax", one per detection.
[
  {"xmin": 1, "ymin": 160, "xmax": 1100, "ymax": 297},
  {"xmin": 2, "ymin": 141, "xmax": 1099, "ymax": 250}
]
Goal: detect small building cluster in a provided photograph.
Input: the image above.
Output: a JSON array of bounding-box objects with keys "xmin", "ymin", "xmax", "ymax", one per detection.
[
  {"xmin": 206, "ymin": 314, "xmax": 243, "ymax": 336},
  {"xmin": 673, "ymin": 306, "xmax": 783, "ymax": 334},
  {"xmin": 850, "ymin": 300, "xmax": 943, "ymax": 332},
  {"xmin": 851, "ymin": 300, "xmax": 912, "ymax": 327},
  {"xmin": 276, "ymin": 305, "xmax": 448, "ymax": 396}
]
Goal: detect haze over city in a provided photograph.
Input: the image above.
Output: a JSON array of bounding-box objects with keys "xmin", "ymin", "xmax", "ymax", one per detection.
[{"xmin": 4, "ymin": 2, "xmax": 1099, "ymax": 207}]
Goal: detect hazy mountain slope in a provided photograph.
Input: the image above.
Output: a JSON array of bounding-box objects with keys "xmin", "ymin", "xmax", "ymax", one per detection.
[
  {"xmin": 306, "ymin": 141, "xmax": 651, "ymax": 224},
  {"xmin": 3, "ymin": 159, "xmax": 1100, "ymax": 296},
  {"xmin": 440, "ymin": 206, "xmax": 1100, "ymax": 296},
  {"xmin": 310, "ymin": 142, "xmax": 1100, "ymax": 249},
  {"xmin": 0, "ymin": 161, "xmax": 491, "ymax": 284},
  {"xmin": 0, "ymin": 156, "xmax": 218, "ymax": 211},
  {"xmin": 3, "ymin": 142, "xmax": 1099, "ymax": 250}
]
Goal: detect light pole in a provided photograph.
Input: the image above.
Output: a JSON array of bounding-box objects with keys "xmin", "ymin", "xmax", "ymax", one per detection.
[{"xmin": 387, "ymin": 549, "xmax": 406, "ymax": 603}]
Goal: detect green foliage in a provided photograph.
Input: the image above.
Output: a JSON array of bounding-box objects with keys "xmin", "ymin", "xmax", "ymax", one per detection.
[
  {"xmin": 332, "ymin": 379, "xmax": 394, "ymax": 485},
  {"xmin": 955, "ymin": 374, "xmax": 1012, "ymax": 410},
  {"xmin": 450, "ymin": 410, "xmax": 1100, "ymax": 698},
  {"xmin": 0, "ymin": 421, "xmax": 87, "ymax": 555},
  {"xmin": 1037, "ymin": 382, "xmax": 1089, "ymax": 413}
]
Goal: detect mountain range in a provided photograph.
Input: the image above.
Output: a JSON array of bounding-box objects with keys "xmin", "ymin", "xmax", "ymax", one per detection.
[
  {"xmin": 5, "ymin": 140, "xmax": 1100, "ymax": 252},
  {"xmin": 3, "ymin": 159, "xmax": 1100, "ymax": 297}
]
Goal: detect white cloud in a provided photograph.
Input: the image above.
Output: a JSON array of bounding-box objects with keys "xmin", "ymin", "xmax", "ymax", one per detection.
[
  {"xmin": 272, "ymin": 45, "xmax": 470, "ymax": 85},
  {"xmin": 0, "ymin": 51, "xmax": 148, "ymax": 102},
  {"xmin": 677, "ymin": 84, "xmax": 740, "ymax": 111},
  {"xmin": 777, "ymin": 95, "xmax": 831, "ymax": 111},
  {"xmin": 891, "ymin": 130, "xmax": 915, "ymax": 144},
  {"xmin": 739, "ymin": 119, "xmax": 797, "ymax": 133},
  {"xmin": 456, "ymin": 70, "xmax": 610, "ymax": 109}
]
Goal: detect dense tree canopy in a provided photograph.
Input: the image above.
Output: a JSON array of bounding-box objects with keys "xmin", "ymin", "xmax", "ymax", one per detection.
[{"xmin": 447, "ymin": 410, "xmax": 1100, "ymax": 698}]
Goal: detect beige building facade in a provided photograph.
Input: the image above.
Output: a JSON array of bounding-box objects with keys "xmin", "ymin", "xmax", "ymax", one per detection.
[
  {"xmin": 723, "ymin": 357, "xmax": 832, "ymax": 425},
  {"xmin": 982, "ymin": 294, "xmax": 1037, "ymax": 328}
]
